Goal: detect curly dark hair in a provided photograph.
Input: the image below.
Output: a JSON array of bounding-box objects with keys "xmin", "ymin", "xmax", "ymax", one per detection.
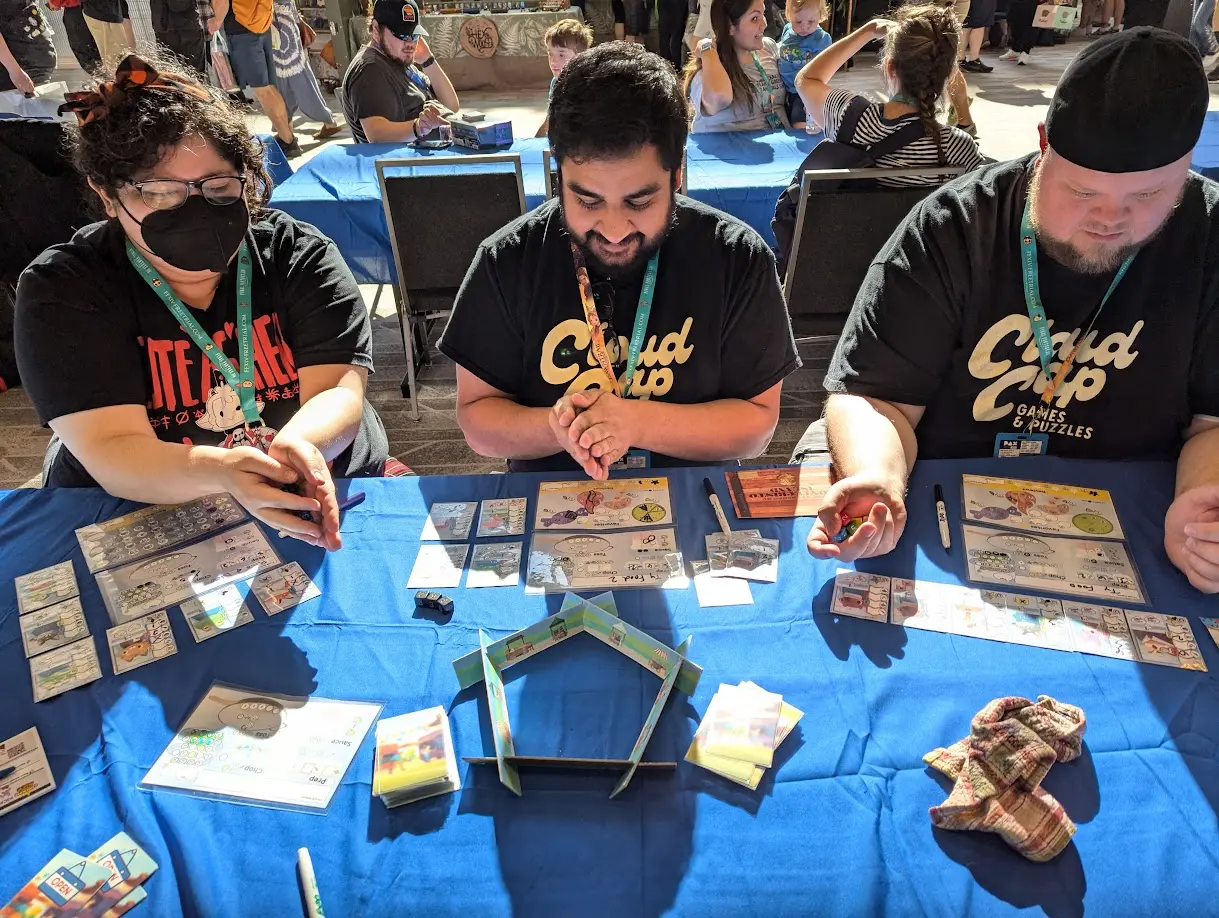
[
  {"xmin": 67, "ymin": 52, "xmax": 272, "ymax": 213},
  {"xmin": 884, "ymin": 3, "xmax": 961, "ymax": 166}
]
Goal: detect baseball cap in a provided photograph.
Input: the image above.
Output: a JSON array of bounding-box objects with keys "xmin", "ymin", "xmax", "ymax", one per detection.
[
  {"xmin": 372, "ymin": 0, "xmax": 429, "ymax": 40},
  {"xmin": 1045, "ymin": 27, "xmax": 1207, "ymax": 173}
]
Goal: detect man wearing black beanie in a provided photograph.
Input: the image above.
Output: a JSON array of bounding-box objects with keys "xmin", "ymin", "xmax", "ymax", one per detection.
[{"xmin": 802, "ymin": 28, "xmax": 1219, "ymax": 594}]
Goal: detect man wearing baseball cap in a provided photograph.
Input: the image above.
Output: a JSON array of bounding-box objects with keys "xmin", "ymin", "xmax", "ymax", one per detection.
[
  {"xmin": 799, "ymin": 28, "xmax": 1219, "ymax": 594},
  {"xmin": 341, "ymin": 0, "xmax": 460, "ymax": 143}
]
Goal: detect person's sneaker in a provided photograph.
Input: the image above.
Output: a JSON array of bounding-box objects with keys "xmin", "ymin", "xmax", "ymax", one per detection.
[
  {"xmin": 1017, "ymin": 51, "xmax": 1031, "ymax": 65},
  {"xmin": 999, "ymin": 49, "xmax": 1019, "ymax": 61},
  {"xmin": 1209, "ymin": 66, "xmax": 1219, "ymax": 82},
  {"xmin": 961, "ymin": 58, "xmax": 994, "ymax": 73},
  {"xmin": 276, "ymin": 136, "xmax": 302, "ymax": 159},
  {"xmin": 1202, "ymin": 50, "xmax": 1219, "ymax": 72}
]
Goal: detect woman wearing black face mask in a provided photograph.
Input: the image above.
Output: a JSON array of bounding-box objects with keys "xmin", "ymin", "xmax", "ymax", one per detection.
[{"xmin": 14, "ymin": 53, "xmax": 391, "ymax": 551}]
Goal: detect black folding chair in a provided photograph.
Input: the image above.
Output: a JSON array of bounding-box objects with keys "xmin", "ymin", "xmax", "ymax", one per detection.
[
  {"xmin": 376, "ymin": 154, "xmax": 526, "ymax": 419},
  {"xmin": 783, "ymin": 166, "xmax": 966, "ymax": 343}
]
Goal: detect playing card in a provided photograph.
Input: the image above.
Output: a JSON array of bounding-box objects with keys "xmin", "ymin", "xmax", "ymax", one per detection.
[
  {"xmin": 420, "ymin": 502, "xmax": 477, "ymax": 541},
  {"xmin": 106, "ymin": 611, "xmax": 178, "ymax": 675},
  {"xmin": 890, "ymin": 579, "xmax": 972, "ymax": 633},
  {"xmin": 466, "ymin": 543, "xmax": 522, "ymax": 588},
  {"xmin": 829, "ymin": 570, "xmax": 891, "ymax": 623},
  {"xmin": 702, "ymin": 682, "xmax": 783, "ymax": 766},
  {"xmin": 978, "ymin": 590, "xmax": 1073, "ymax": 651},
  {"xmin": 15, "ymin": 560, "xmax": 78, "ymax": 615},
  {"xmin": 691, "ymin": 560, "xmax": 753, "ymax": 607},
  {"xmin": 685, "ymin": 723, "xmax": 764, "ymax": 789},
  {"xmin": 30, "ymin": 638, "xmax": 103, "ymax": 702},
  {"xmin": 250, "ymin": 562, "xmax": 321, "ymax": 614},
  {"xmin": 1063, "ymin": 602, "xmax": 1138, "ymax": 660},
  {"xmin": 19, "ymin": 598, "xmax": 89, "ymax": 659},
  {"xmin": 1125, "ymin": 611, "xmax": 1207, "ymax": 671},
  {"xmin": 180, "ymin": 585, "xmax": 255, "ymax": 643},
  {"xmin": 0, "ymin": 727, "xmax": 56, "ymax": 818},
  {"xmin": 407, "ymin": 544, "xmax": 469, "ymax": 589},
  {"xmin": 0, "ymin": 848, "xmax": 111, "ymax": 916},
  {"xmin": 476, "ymin": 498, "xmax": 528, "ymax": 538},
  {"xmin": 80, "ymin": 831, "xmax": 159, "ymax": 918},
  {"xmin": 1200, "ymin": 617, "xmax": 1219, "ymax": 653}
]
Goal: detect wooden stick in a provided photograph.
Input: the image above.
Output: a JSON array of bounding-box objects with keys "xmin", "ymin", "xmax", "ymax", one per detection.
[{"xmin": 464, "ymin": 756, "xmax": 676, "ymax": 771}]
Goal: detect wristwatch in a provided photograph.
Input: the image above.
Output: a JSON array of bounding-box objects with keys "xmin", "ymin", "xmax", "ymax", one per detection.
[
  {"xmin": 697, "ymin": 37, "xmax": 714, "ymax": 53},
  {"xmin": 418, "ymin": 55, "xmax": 436, "ymax": 68}
]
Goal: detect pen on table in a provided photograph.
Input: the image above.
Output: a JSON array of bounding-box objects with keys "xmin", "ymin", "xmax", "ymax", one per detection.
[
  {"xmin": 703, "ymin": 477, "xmax": 733, "ymax": 536},
  {"xmin": 934, "ymin": 484, "xmax": 951, "ymax": 552},
  {"xmin": 297, "ymin": 847, "xmax": 326, "ymax": 918},
  {"xmin": 338, "ymin": 491, "xmax": 366, "ymax": 513}
]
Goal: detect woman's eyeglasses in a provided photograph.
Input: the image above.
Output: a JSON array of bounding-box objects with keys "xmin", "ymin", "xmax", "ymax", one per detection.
[
  {"xmin": 591, "ymin": 281, "xmax": 625, "ymax": 369},
  {"xmin": 126, "ymin": 175, "xmax": 246, "ymax": 211}
]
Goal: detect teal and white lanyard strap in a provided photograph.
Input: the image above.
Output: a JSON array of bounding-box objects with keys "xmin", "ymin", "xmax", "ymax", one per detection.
[
  {"xmin": 622, "ymin": 252, "xmax": 659, "ymax": 398},
  {"xmin": 750, "ymin": 52, "xmax": 783, "ymax": 128},
  {"xmin": 1019, "ymin": 198, "xmax": 1134, "ymax": 402},
  {"xmin": 126, "ymin": 239, "xmax": 261, "ymax": 425}
]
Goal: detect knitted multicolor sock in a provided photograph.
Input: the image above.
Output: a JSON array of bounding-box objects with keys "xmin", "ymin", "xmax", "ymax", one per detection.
[{"xmin": 924, "ymin": 695, "xmax": 1087, "ymax": 862}]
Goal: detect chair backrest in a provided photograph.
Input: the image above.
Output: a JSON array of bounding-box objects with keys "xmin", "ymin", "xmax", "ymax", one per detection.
[
  {"xmin": 783, "ymin": 165, "xmax": 965, "ymax": 338},
  {"xmin": 377, "ymin": 154, "xmax": 526, "ymax": 311},
  {"xmin": 543, "ymin": 147, "xmax": 689, "ymax": 199}
]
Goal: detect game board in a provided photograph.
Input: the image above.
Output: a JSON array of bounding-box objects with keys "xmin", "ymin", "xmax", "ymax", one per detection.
[
  {"xmin": 525, "ymin": 529, "xmax": 687, "ymax": 593},
  {"xmin": 961, "ymin": 522, "xmax": 1147, "ymax": 604},
  {"xmin": 140, "ymin": 683, "xmax": 381, "ymax": 811},
  {"xmin": 75, "ymin": 494, "xmax": 248, "ymax": 573},
  {"xmin": 961, "ymin": 475, "xmax": 1125, "ymax": 539},
  {"xmin": 533, "ymin": 478, "xmax": 674, "ymax": 531}
]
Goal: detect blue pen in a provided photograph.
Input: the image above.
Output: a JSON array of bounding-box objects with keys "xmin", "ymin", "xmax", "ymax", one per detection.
[{"xmin": 338, "ymin": 492, "xmax": 366, "ymax": 512}]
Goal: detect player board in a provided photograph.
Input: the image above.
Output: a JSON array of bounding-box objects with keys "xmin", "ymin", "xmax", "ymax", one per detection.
[
  {"xmin": 961, "ymin": 475, "xmax": 1125, "ymax": 539},
  {"xmin": 533, "ymin": 478, "xmax": 674, "ymax": 531},
  {"xmin": 961, "ymin": 522, "xmax": 1147, "ymax": 604},
  {"xmin": 75, "ymin": 494, "xmax": 248, "ymax": 573},
  {"xmin": 94, "ymin": 522, "xmax": 281, "ymax": 624},
  {"xmin": 525, "ymin": 529, "xmax": 688, "ymax": 593},
  {"xmin": 140, "ymin": 682, "xmax": 381, "ymax": 811}
]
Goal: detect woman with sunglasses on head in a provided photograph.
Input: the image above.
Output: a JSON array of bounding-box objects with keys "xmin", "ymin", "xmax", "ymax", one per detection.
[{"xmin": 14, "ymin": 54, "xmax": 390, "ymax": 551}]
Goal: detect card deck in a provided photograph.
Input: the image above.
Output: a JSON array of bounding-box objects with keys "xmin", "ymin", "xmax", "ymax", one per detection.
[
  {"xmin": 408, "ymin": 544, "xmax": 470, "ymax": 589},
  {"xmin": 476, "ymin": 498, "xmax": 527, "ymax": 538},
  {"xmin": 466, "ymin": 543, "xmax": 522, "ymax": 588},
  {"xmin": 721, "ymin": 535, "xmax": 780, "ymax": 583},
  {"xmin": 19, "ymin": 598, "xmax": 89, "ymax": 659},
  {"xmin": 829, "ymin": 571, "xmax": 891, "ymax": 623},
  {"xmin": 0, "ymin": 848, "xmax": 111, "ymax": 916},
  {"xmin": 705, "ymin": 530, "xmax": 761, "ymax": 573},
  {"xmin": 691, "ymin": 560, "xmax": 753, "ymax": 607},
  {"xmin": 1063, "ymin": 602, "xmax": 1138, "ymax": 660},
  {"xmin": 1125, "ymin": 611, "xmax": 1207, "ymax": 671},
  {"xmin": 373, "ymin": 707, "xmax": 461, "ymax": 807},
  {"xmin": 15, "ymin": 561, "xmax": 78, "ymax": 616},
  {"xmin": 30, "ymin": 638, "xmax": 103, "ymax": 702},
  {"xmin": 702, "ymin": 682, "xmax": 782, "ymax": 767},
  {"xmin": 420, "ymin": 502, "xmax": 477, "ymax": 541},
  {"xmin": 0, "ymin": 727, "xmax": 56, "ymax": 818},
  {"xmin": 179, "ymin": 585, "xmax": 255, "ymax": 643},
  {"xmin": 250, "ymin": 562, "xmax": 321, "ymax": 614},
  {"xmin": 106, "ymin": 611, "xmax": 177, "ymax": 675},
  {"xmin": 80, "ymin": 831, "xmax": 159, "ymax": 918}
]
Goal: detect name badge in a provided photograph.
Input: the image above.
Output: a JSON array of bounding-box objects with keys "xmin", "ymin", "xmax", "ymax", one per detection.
[
  {"xmin": 994, "ymin": 433, "xmax": 1049, "ymax": 458},
  {"xmin": 609, "ymin": 449, "xmax": 650, "ymax": 471}
]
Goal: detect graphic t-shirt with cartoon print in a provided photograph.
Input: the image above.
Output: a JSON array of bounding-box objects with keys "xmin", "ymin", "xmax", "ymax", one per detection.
[
  {"xmin": 823, "ymin": 154, "xmax": 1219, "ymax": 459},
  {"xmin": 439, "ymin": 196, "xmax": 801, "ymax": 473},
  {"xmin": 16, "ymin": 209, "xmax": 389, "ymax": 487}
]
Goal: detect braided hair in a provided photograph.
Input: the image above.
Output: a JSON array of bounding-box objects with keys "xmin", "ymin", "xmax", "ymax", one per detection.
[{"xmin": 882, "ymin": 3, "xmax": 961, "ymax": 166}]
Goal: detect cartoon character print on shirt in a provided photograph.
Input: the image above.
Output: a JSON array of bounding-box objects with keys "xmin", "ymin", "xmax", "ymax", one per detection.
[
  {"xmin": 967, "ymin": 312, "xmax": 1142, "ymax": 441},
  {"xmin": 195, "ymin": 381, "xmax": 277, "ymax": 451},
  {"xmin": 540, "ymin": 317, "xmax": 696, "ymax": 398}
]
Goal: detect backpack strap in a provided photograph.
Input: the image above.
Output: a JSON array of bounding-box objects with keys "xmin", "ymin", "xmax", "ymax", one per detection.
[
  {"xmin": 863, "ymin": 117, "xmax": 928, "ymax": 161},
  {"xmin": 834, "ymin": 95, "xmax": 870, "ymax": 145}
]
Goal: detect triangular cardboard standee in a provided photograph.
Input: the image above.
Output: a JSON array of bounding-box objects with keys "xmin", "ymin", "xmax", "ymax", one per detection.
[{"xmin": 454, "ymin": 593, "xmax": 700, "ymax": 798}]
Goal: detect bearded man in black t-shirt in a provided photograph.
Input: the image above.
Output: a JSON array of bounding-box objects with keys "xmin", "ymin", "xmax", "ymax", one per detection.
[
  {"xmin": 440, "ymin": 42, "xmax": 801, "ymax": 480},
  {"xmin": 803, "ymin": 28, "xmax": 1219, "ymax": 594}
]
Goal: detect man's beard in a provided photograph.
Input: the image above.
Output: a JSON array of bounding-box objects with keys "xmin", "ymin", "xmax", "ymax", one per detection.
[
  {"xmin": 1027, "ymin": 166, "xmax": 1177, "ymax": 275},
  {"xmin": 560, "ymin": 192, "xmax": 678, "ymax": 282}
]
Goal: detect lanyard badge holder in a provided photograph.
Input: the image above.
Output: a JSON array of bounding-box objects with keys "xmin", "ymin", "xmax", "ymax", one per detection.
[
  {"xmin": 127, "ymin": 240, "xmax": 263, "ymax": 441},
  {"xmin": 751, "ymin": 52, "xmax": 784, "ymax": 131}
]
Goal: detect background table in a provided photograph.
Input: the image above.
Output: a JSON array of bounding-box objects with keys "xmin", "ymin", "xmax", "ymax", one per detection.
[
  {"xmin": 1190, "ymin": 111, "xmax": 1219, "ymax": 181},
  {"xmin": 2, "ymin": 458, "xmax": 1217, "ymax": 915},
  {"xmin": 270, "ymin": 130, "xmax": 821, "ymax": 284}
]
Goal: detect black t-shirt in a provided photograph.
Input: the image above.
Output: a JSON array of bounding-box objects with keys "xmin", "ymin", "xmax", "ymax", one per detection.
[
  {"xmin": 439, "ymin": 196, "xmax": 801, "ymax": 472},
  {"xmin": 823, "ymin": 154, "xmax": 1219, "ymax": 460},
  {"xmin": 0, "ymin": 0, "xmax": 55, "ymax": 79},
  {"xmin": 15, "ymin": 209, "xmax": 390, "ymax": 488},
  {"xmin": 81, "ymin": 0, "xmax": 125, "ymax": 23},
  {"xmin": 341, "ymin": 44, "xmax": 437, "ymax": 144}
]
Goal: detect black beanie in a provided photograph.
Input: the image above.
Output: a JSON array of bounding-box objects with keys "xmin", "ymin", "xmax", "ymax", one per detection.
[{"xmin": 1045, "ymin": 28, "xmax": 1208, "ymax": 173}]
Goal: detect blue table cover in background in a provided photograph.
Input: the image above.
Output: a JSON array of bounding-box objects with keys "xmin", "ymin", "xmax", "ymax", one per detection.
[
  {"xmin": 1191, "ymin": 111, "xmax": 1219, "ymax": 181},
  {"xmin": 1, "ymin": 458, "xmax": 1216, "ymax": 915},
  {"xmin": 270, "ymin": 131, "xmax": 822, "ymax": 284},
  {"xmin": 259, "ymin": 133, "xmax": 295, "ymax": 190}
]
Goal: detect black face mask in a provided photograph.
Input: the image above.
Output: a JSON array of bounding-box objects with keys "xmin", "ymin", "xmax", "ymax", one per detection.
[{"xmin": 124, "ymin": 194, "xmax": 250, "ymax": 273}]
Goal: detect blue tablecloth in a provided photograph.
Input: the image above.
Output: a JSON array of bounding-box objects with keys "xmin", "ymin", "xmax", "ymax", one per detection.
[
  {"xmin": 1191, "ymin": 111, "xmax": 1219, "ymax": 181},
  {"xmin": 271, "ymin": 131, "xmax": 821, "ymax": 284},
  {"xmin": 1, "ymin": 458, "xmax": 1217, "ymax": 915}
]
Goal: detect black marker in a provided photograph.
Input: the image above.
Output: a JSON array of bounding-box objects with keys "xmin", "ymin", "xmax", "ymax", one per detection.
[{"xmin": 935, "ymin": 484, "xmax": 951, "ymax": 551}]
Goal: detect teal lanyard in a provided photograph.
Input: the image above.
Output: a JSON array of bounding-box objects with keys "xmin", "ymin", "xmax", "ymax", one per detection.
[
  {"xmin": 622, "ymin": 253, "xmax": 659, "ymax": 398},
  {"xmin": 750, "ymin": 52, "xmax": 783, "ymax": 129},
  {"xmin": 888, "ymin": 91, "xmax": 920, "ymax": 108},
  {"xmin": 126, "ymin": 240, "xmax": 261, "ymax": 426},
  {"xmin": 1019, "ymin": 198, "xmax": 1134, "ymax": 398}
]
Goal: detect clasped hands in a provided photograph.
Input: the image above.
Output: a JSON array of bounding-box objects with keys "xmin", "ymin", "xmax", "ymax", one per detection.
[{"xmin": 549, "ymin": 389, "xmax": 639, "ymax": 481}]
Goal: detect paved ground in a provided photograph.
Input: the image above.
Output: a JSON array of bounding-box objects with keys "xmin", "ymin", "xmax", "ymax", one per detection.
[{"xmin": 3, "ymin": 38, "xmax": 1214, "ymax": 486}]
